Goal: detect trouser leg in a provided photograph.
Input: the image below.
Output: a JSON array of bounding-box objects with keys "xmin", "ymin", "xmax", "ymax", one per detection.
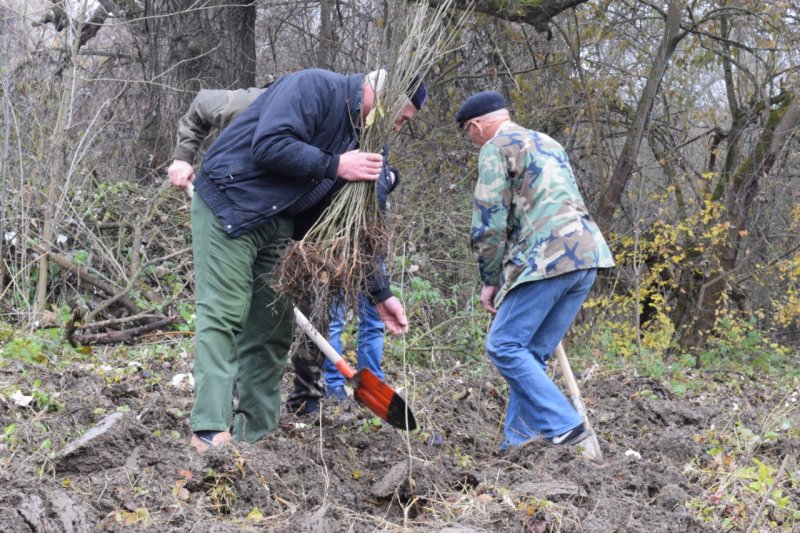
[
  {"xmin": 231, "ymin": 216, "xmax": 294, "ymax": 442},
  {"xmin": 356, "ymin": 293, "xmax": 385, "ymax": 380},
  {"xmin": 190, "ymin": 196, "xmax": 257, "ymax": 434},
  {"xmin": 286, "ymin": 296, "xmax": 326, "ymax": 410},
  {"xmin": 486, "ymin": 270, "xmax": 596, "ymax": 447},
  {"xmin": 323, "ymin": 296, "xmax": 347, "ymax": 389}
]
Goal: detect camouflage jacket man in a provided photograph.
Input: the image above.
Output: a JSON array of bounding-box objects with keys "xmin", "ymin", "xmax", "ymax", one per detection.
[{"xmin": 470, "ymin": 121, "xmax": 615, "ymax": 307}]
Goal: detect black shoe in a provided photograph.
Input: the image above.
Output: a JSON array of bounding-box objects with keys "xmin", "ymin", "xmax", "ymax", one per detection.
[
  {"xmin": 293, "ymin": 398, "xmax": 320, "ymax": 416},
  {"xmin": 547, "ymin": 423, "xmax": 591, "ymax": 446}
]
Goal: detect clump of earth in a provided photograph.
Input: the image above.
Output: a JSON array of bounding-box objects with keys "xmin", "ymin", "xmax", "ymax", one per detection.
[{"xmin": 0, "ymin": 352, "xmax": 796, "ymax": 531}]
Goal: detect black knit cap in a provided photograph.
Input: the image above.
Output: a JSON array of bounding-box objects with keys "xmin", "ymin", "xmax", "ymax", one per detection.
[{"xmin": 455, "ymin": 91, "xmax": 506, "ymax": 127}]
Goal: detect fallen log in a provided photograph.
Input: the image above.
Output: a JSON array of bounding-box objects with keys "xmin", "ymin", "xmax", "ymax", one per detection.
[
  {"xmin": 27, "ymin": 243, "xmax": 143, "ymax": 315},
  {"xmin": 70, "ymin": 316, "xmax": 180, "ymax": 345},
  {"xmin": 73, "ymin": 311, "xmax": 164, "ymax": 331}
]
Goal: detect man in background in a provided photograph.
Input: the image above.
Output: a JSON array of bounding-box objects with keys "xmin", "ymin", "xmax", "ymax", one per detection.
[{"xmin": 456, "ymin": 91, "xmax": 614, "ymax": 450}]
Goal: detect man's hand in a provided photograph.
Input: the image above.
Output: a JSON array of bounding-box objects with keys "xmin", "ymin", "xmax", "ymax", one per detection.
[
  {"xmin": 337, "ymin": 150, "xmax": 383, "ymax": 182},
  {"xmin": 376, "ymin": 296, "xmax": 409, "ymax": 335},
  {"xmin": 480, "ymin": 285, "xmax": 498, "ymax": 314},
  {"xmin": 168, "ymin": 159, "xmax": 195, "ymax": 190}
]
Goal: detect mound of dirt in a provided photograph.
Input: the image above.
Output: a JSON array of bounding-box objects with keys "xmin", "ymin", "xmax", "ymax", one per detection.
[{"xmin": 0, "ymin": 356, "xmax": 795, "ymax": 531}]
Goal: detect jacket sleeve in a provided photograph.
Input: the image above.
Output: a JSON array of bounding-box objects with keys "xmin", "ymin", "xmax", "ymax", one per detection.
[
  {"xmin": 366, "ymin": 262, "xmax": 393, "ymax": 303},
  {"xmin": 376, "ymin": 145, "xmax": 399, "ymax": 212},
  {"xmin": 172, "ymin": 88, "xmax": 262, "ymax": 163},
  {"xmin": 470, "ymin": 143, "xmax": 511, "ymax": 286},
  {"xmin": 250, "ymin": 75, "xmax": 340, "ymax": 182}
]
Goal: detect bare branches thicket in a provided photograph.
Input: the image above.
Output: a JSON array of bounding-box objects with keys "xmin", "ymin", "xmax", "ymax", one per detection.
[{"xmin": 0, "ymin": 0, "xmax": 256, "ymax": 332}]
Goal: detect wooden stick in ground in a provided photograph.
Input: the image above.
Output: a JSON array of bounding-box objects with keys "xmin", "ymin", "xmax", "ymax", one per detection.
[
  {"xmin": 744, "ymin": 454, "xmax": 792, "ymax": 533},
  {"xmin": 554, "ymin": 342, "xmax": 603, "ymax": 460}
]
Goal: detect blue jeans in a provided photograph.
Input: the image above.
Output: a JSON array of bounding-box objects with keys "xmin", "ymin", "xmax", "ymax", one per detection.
[
  {"xmin": 486, "ymin": 269, "xmax": 597, "ymax": 449},
  {"xmin": 324, "ymin": 293, "xmax": 385, "ymax": 389}
]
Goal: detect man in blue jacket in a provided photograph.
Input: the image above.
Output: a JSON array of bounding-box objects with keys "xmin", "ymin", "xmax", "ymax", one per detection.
[
  {"xmin": 167, "ymin": 78, "xmax": 406, "ymax": 418},
  {"xmin": 187, "ymin": 69, "xmax": 424, "ymax": 451}
]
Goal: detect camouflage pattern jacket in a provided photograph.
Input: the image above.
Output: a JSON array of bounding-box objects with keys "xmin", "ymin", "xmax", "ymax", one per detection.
[{"xmin": 470, "ymin": 121, "xmax": 614, "ymax": 307}]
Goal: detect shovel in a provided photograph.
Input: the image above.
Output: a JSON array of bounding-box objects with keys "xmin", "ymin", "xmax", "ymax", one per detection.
[
  {"xmin": 554, "ymin": 342, "xmax": 603, "ymax": 460},
  {"xmin": 293, "ymin": 307, "xmax": 417, "ymax": 431}
]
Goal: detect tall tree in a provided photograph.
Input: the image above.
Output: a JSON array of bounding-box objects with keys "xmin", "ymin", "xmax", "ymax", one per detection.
[
  {"xmin": 681, "ymin": 8, "xmax": 800, "ymax": 350},
  {"xmin": 132, "ymin": 0, "xmax": 257, "ymax": 179},
  {"xmin": 594, "ymin": 1, "xmax": 684, "ymax": 232},
  {"xmin": 35, "ymin": 0, "xmax": 257, "ymax": 178},
  {"xmin": 316, "ymin": 0, "xmax": 335, "ymax": 69}
]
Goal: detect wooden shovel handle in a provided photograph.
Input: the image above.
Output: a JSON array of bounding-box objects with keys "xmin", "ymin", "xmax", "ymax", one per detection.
[
  {"xmin": 293, "ymin": 306, "xmax": 355, "ymax": 379},
  {"xmin": 555, "ymin": 342, "xmax": 581, "ymax": 400},
  {"xmin": 555, "ymin": 341, "xmax": 604, "ymax": 460}
]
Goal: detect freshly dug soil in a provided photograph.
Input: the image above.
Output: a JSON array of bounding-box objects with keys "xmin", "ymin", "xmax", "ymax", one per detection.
[{"xmin": 0, "ymin": 353, "xmax": 796, "ymax": 531}]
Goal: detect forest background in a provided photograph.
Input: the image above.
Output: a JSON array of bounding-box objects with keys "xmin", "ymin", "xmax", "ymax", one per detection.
[
  {"xmin": 2, "ymin": 0, "xmax": 798, "ymax": 378},
  {"xmin": 0, "ymin": 1, "xmax": 798, "ymax": 530}
]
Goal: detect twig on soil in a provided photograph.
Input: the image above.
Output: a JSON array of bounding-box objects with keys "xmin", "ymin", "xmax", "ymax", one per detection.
[
  {"xmin": 397, "ymin": 243, "xmax": 418, "ymax": 528},
  {"xmin": 74, "ymin": 311, "xmax": 164, "ymax": 330},
  {"xmin": 26, "ymin": 241, "xmax": 142, "ymax": 315},
  {"xmin": 317, "ymin": 406, "xmax": 331, "ymax": 509},
  {"xmin": 744, "ymin": 454, "xmax": 792, "ymax": 533},
  {"xmin": 84, "ymin": 246, "xmax": 191, "ymax": 322}
]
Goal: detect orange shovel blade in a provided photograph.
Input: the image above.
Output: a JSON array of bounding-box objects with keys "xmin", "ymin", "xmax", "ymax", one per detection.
[{"xmin": 352, "ymin": 369, "xmax": 417, "ymax": 431}]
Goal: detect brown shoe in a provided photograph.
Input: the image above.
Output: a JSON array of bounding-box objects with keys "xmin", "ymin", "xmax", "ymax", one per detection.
[{"xmin": 190, "ymin": 431, "xmax": 232, "ymax": 452}]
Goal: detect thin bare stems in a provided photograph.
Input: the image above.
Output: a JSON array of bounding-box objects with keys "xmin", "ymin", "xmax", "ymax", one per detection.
[{"xmin": 275, "ymin": 0, "xmax": 469, "ymax": 320}]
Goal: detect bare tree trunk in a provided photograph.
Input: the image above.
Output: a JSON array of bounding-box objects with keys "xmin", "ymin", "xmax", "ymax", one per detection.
[
  {"xmin": 316, "ymin": 0, "xmax": 335, "ymax": 69},
  {"xmin": 594, "ymin": 0, "xmax": 684, "ymax": 233},
  {"xmin": 133, "ymin": 0, "xmax": 257, "ymax": 180}
]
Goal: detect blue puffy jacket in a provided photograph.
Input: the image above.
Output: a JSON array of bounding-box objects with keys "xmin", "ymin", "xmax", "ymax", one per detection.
[
  {"xmin": 194, "ymin": 69, "xmax": 363, "ymax": 238},
  {"xmin": 192, "ymin": 69, "xmax": 396, "ymax": 300}
]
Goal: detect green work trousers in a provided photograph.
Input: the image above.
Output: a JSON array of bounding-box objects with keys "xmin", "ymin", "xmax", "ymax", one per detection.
[{"xmin": 189, "ymin": 195, "xmax": 294, "ymax": 443}]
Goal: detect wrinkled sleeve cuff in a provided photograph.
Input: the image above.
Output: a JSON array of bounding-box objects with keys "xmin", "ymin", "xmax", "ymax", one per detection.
[
  {"xmin": 368, "ymin": 287, "xmax": 393, "ymax": 303},
  {"xmin": 326, "ymin": 154, "xmax": 340, "ymax": 180},
  {"xmin": 171, "ymin": 148, "xmax": 195, "ymax": 164}
]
